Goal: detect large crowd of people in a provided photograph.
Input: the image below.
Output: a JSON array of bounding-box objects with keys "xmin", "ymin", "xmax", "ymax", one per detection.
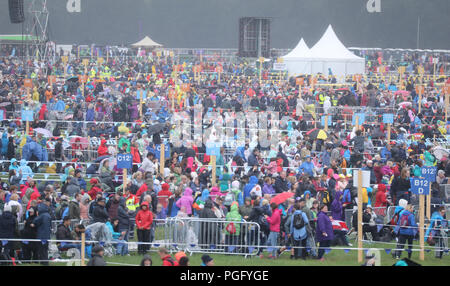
[{"xmin": 0, "ymin": 44, "xmax": 448, "ymax": 266}]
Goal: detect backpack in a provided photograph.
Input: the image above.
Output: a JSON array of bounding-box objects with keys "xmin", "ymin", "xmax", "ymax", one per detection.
[
  {"xmin": 322, "ymin": 190, "xmax": 331, "ymax": 205},
  {"xmin": 165, "ymin": 257, "xmax": 179, "ymax": 266},
  {"xmin": 225, "ymin": 222, "xmax": 237, "ymax": 234},
  {"xmin": 399, "ymin": 213, "xmax": 410, "ymax": 228},
  {"xmin": 293, "ymin": 212, "xmax": 305, "ymax": 230},
  {"xmin": 342, "ymin": 189, "xmax": 352, "ymax": 204},
  {"xmin": 223, "ymin": 192, "xmax": 235, "ymax": 207},
  {"xmin": 258, "ymin": 216, "xmax": 269, "ymax": 233},
  {"xmin": 56, "ymin": 203, "xmax": 69, "ymax": 220}
]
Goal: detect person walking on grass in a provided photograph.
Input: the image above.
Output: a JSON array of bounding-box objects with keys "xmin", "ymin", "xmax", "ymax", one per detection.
[
  {"xmin": 289, "ymin": 201, "xmax": 309, "ymax": 260},
  {"xmin": 394, "ymin": 204, "xmax": 418, "ymax": 259},
  {"xmin": 263, "ymin": 202, "xmax": 282, "ymax": 259},
  {"xmin": 315, "ymin": 204, "xmax": 333, "ymax": 261}
]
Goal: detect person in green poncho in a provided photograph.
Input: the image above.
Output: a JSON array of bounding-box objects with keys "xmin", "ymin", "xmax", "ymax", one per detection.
[
  {"xmin": 118, "ymin": 136, "xmax": 131, "ymax": 153},
  {"xmin": 219, "ymin": 166, "xmax": 232, "ymax": 192},
  {"xmin": 224, "ymin": 201, "xmax": 242, "ymax": 253}
]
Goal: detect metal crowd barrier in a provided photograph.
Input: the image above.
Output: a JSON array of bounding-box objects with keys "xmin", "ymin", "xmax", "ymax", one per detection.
[{"xmin": 160, "ymin": 217, "xmax": 261, "ymax": 256}]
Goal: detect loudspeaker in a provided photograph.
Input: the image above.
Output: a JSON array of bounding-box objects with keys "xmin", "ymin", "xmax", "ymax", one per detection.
[{"xmin": 9, "ymin": 0, "xmax": 25, "ymax": 24}]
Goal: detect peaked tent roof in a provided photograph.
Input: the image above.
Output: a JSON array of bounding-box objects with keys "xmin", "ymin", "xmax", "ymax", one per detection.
[
  {"xmin": 131, "ymin": 36, "xmax": 162, "ymax": 48},
  {"xmin": 309, "ymin": 25, "xmax": 362, "ymax": 60},
  {"xmin": 283, "ymin": 38, "xmax": 312, "ymax": 59}
]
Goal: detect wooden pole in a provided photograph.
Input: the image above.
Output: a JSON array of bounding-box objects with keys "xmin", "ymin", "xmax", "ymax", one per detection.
[
  {"xmin": 211, "ymin": 155, "xmax": 216, "ymax": 186},
  {"xmin": 355, "ymin": 115, "xmax": 359, "ymax": 131},
  {"xmin": 123, "ymin": 168, "xmax": 127, "ymax": 193},
  {"xmin": 81, "ymin": 232, "xmax": 86, "ymax": 266},
  {"xmin": 26, "ymin": 121, "xmax": 29, "ymax": 137},
  {"xmin": 445, "ymin": 89, "xmax": 449, "ymax": 122},
  {"xmin": 419, "ymin": 194, "xmax": 425, "ymax": 261},
  {"xmin": 418, "ymin": 88, "xmax": 422, "ymax": 114},
  {"xmin": 160, "ymin": 143, "xmax": 165, "ymax": 175},
  {"xmin": 324, "ymin": 115, "xmax": 328, "ymax": 132},
  {"xmin": 357, "ymin": 169, "xmax": 363, "ymax": 263},
  {"xmin": 139, "ymin": 89, "xmax": 143, "ymax": 118},
  {"xmin": 387, "ymin": 123, "xmax": 391, "ymax": 143},
  {"xmin": 426, "ymin": 182, "xmax": 431, "ymax": 221}
]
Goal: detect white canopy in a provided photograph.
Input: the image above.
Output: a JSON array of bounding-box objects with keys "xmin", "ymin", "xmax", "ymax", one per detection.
[
  {"xmin": 283, "ymin": 25, "xmax": 365, "ymax": 77},
  {"xmin": 283, "ymin": 38, "xmax": 312, "ymax": 59},
  {"xmin": 282, "ymin": 38, "xmax": 313, "ymax": 75},
  {"xmin": 131, "ymin": 36, "xmax": 162, "ymax": 48}
]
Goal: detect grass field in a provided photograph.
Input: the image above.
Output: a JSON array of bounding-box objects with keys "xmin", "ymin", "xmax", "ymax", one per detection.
[{"xmin": 30, "ymin": 240, "xmax": 448, "ymax": 266}]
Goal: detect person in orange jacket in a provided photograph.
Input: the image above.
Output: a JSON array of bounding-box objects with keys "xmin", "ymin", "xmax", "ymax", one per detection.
[{"xmin": 135, "ymin": 201, "xmax": 153, "ymax": 254}]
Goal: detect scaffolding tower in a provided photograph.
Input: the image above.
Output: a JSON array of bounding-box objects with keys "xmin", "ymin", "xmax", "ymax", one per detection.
[{"xmin": 24, "ymin": 0, "xmax": 50, "ymax": 66}]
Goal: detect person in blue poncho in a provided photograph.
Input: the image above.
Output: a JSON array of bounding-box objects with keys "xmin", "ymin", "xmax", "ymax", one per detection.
[
  {"xmin": 243, "ymin": 176, "xmax": 259, "ymax": 199},
  {"xmin": 18, "ymin": 159, "xmax": 33, "ymax": 183},
  {"xmin": 394, "ymin": 204, "xmax": 418, "ymax": 259},
  {"xmin": 298, "ymin": 156, "xmax": 314, "ymax": 177},
  {"xmin": 425, "ymin": 206, "xmax": 447, "ymax": 259}
]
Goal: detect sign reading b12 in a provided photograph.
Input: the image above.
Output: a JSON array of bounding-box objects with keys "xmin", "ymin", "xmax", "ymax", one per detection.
[
  {"xmin": 411, "ymin": 178, "xmax": 430, "ymax": 195},
  {"xmin": 383, "ymin": 114, "xmax": 394, "ymax": 124},
  {"xmin": 421, "ymin": 166, "xmax": 436, "ymax": 182},
  {"xmin": 117, "ymin": 153, "xmax": 132, "ymax": 169},
  {"xmin": 206, "ymin": 142, "xmax": 221, "ymax": 157}
]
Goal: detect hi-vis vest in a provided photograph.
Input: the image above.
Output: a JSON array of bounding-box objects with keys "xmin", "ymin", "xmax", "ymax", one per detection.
[
  {"xmin": 331, "ymin": 95, "xmax": 337, "ymax": 106},
  {"xmin": 125, "ymin": 195, "xmax": 139, "ymax": 212},
  {"xmin": 318, "ymin": 93, "xmax": 325, "ymax": 105}
]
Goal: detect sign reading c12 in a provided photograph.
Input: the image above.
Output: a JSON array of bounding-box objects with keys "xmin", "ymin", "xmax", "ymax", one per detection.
[{"xmin": 117, "ymin": 153, "xmax": 132, "ymax": 169}]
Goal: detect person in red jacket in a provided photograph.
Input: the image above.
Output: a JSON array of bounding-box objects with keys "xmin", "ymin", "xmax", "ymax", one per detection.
[
  {"xmin": 158, "ymin": 247, "xmax": 179, "ymax": 266},
  {"xmin": 88, "ymin": 178, "xmax": 103, "ymax": 200},
  {"xmin": 130, "ymin": 143, "xmax": 141, "ymax": 164},
  {"xmin": 135, "ymin": 201, "xmax": 153, "ymax": 255},
  {"xmin": 97, "ymin": 139, "xmax": 109, "ymax": 157},
  {"xmin": 264, "ymin": 203, "xmax": 282, "ymax": 259},
  {"xmin": 374, "ymin": 184, "xmax": 390, "ymax": 217},
  {"xmin": 157, "ymin": 183, "xmax": 172, "ymax": 209}
]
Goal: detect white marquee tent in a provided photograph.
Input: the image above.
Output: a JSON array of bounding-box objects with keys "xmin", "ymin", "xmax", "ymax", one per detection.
[
  {"xmin": 131, "ymin": 36, "xmax": 163, "ymax": 48},
  {"xmin": 283, "ymin": 25, "xmax": 365, "ymax": 76},
  {"xmin": 282, "ymin": 38, "xmax": 313, "ymax": 75}
]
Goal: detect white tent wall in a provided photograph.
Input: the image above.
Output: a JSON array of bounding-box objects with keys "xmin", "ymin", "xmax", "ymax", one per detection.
[
  {"xmin": 283, "ymin": 25, "xmax": 365, "ymax": 77},
  {"xmin": 285, "ymin": 59, "xmax": 312, "ymax": 75}
]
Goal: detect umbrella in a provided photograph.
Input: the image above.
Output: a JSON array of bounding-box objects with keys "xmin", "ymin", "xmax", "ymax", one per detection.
[
  {"xmin": 69, "ymin": 136, "xmax": 89, "ymax": 149},
  {"xmin": 433, "ymin": 146, "xmax": 449, "ymax": 160},
  {"xmin": 94, "ymin": 155, "xmax": 111, "ymax": 163},
  {"xmin": 270, "ymin": 192, "xmax": 294, "ymax": 205},
  {"xmin": 147, "ymin": 123, "xmax": 165, "ymax": 135},
  {"xmin": 66, "ymin": 76, "xmax": 79, "ymax": 83},
  {"xmin": 306, "ymin": 128, "xmax": 328, "ymax": 140},
  {"xmin": 0, "ymin": 102, "xmax": 11, "ymax": 107},
  {"xmin": 34, "ymin": 128, "xmax": 52, "ymax": 137},
  {"xmin": 331, "ymin": 219, "xmax": 348, "ymax": 232},
  {"xmin": 398, "ymin": 101, "xmax": 412, "ymax": 108}
]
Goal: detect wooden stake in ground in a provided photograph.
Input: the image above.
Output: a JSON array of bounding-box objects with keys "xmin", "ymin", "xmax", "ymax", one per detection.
[
  {"xmin": 355, "ymin": 115, "xmax": 359, "ymax": 132},
  {"xmin": 211, "ymin": 155, "xmax": 216, "ymax": 186},
  {"xmin": 357, "ymin": 169, "xmax": 363, "ymax": 263},
  {"xmin": 122, "ymin": 168, "xmax": 127, "ymax": 194},
  {"xmin": 419, "ymin": 194, "xmax": 425, "ymax": 261},
  {"xmin": 426, "ymin": 181, "xmax": 431, "ymax": 223},
  {"xmin": 160, "ymin": 143, "xmax": 165, "ymax": 175},
  {"xmin": 387, "ymin": 123, "xmax": 391, "ymax": 143},
  {"xmin": 324, "ymin": 115, "xmax": 329, "ymax": 132},
  {"xmin": 81, "ymin": 232, "xmax": 86, "ymax": 266}
]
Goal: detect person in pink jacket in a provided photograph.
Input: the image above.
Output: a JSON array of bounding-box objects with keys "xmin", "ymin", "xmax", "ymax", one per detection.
[
  {"xmin": 209, "ymin": 186, "xmax": 222, "ymax": 201},
  {"xmin": 263, "ymin": 203, "xmax": 282, "ymax": 259},
  {"xmin": 175, "ymin": 188, "xmax": 194, "ymax": 216}
]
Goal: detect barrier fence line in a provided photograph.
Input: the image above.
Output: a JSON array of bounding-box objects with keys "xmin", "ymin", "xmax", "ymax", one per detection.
[{"xmin": 0, "ymin": 237, "xmax": 445, "ymax": 252}]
